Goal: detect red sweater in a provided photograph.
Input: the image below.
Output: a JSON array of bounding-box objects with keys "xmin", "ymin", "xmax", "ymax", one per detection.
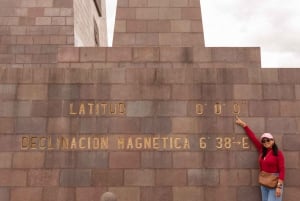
[{"xmin": 244, "ymin": 126, "xmax": 285, "ymax": 180}]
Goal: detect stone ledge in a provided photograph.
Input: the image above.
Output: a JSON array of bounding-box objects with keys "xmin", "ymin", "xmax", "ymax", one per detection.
[{"xmin": 57, "ymin": 46, "xmax": 261, "ymax": 65}]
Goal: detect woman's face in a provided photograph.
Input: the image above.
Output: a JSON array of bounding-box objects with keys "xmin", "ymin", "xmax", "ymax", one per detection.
[{"xmin": 261, "ymin": 138, "xmax": 274, "ymax": 148}]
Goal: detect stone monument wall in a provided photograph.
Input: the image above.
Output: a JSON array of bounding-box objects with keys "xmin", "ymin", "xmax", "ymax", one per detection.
[{"xmin": 0, "ymin": 1, "xmax": 299, "ymax": 201}]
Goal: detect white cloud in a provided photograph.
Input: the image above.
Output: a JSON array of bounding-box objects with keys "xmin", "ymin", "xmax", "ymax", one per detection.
[{"xmin": 200, "ymin": 0, "xmax": 300, "ymax": 67}]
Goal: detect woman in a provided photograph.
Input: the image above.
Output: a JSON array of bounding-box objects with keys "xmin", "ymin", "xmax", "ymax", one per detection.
[{"xmin": 235, "ymin": 116, "xmax": 285, "ymax": 201}]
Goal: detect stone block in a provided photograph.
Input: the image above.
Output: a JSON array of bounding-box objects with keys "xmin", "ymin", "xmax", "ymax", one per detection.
[
  {"xmin": 109, "ymin": 152, "xmax": 140, "ymax": 168},
  {"xmin": 140, "ymin": 117, "xmax": 172, "ymax": 134},
  {"xmin": 280, "ymin": 101, "xmax": 300, "ymax": 116},
  {"xmin": 0, "ymin": 188, "xmax": 9, "ymax": 201},
  {"xmin": 233, "ymin": 85, "xmax": 263, "ymax": 100},
  {"xmin": 181, "ymin": 8, "xmax": 201, "ymax": 19},
  {"xmin": 108, "ymin": 187, "xmax": 140, "ymax": 201},
  {"xmin": 133, "ymin": 47, "xmax": 159, "ymax": 62},
  {"xmin": 76, "ymin": 152, "xmax": 108, "ymax": 168},
  {"xmin": 0, "ymin": 118, "xmax": 14, "ymax": 133},
  {"xmin": 114, "ymin": 20, "xmax": 126, "ymax": 32},
  {"xmin": 147, "ymin": 20, "xmax": 171, "ymax": 32},
  {"xmin": 157, "ymin": 101, "xmax": 187, "ymax": 116},
  {"xmin": 16, "ymin": 117, "xmax": 46, "ymax": 133},
  {"xmin": 28, "ymin": 169, "xmax": 59, "ymax": 186},
  {"xmin": 96, "ymin": 68, "xmax": 126, "ymax": 84},
  {"xmin": 53, "ymin": 0, "xmax": 73, "ymax": 8},
  {"xmin": 0, "ymin": 170, "xmax": 27, "ymax": 186},
  {"xmin": 0, "ymin": 54, "xmax": 15, "ymax": 64},
  {"xmin": 80, "ymin": 47, "xmax": 106, "ymax": 62},
  {"xmin": 159, "ymin": 33, "xmax": 182, "ymax": 46},
  {"xmin": 182, "ymin": 33, "xmax": 204, "ymax": 46},
  {"xmin": 156, "ymin": 169, "xmax": 187, "ymax": 186},
  {"xmin": 284, "ymin": 187, "xmax": 300, "ymax": 201},
  {"xmin": 47, "ymin": 117, "xmax": 70, "ymax": 133},
  {"xmin": 113, "ymin": 33, "xmax": 136, "ymax": 46},
  {"xmin": 249, "ymin": 101, "xmax": 280, "ymax": 117},
  {"xmin": 279, "ymin": 69, "xmax": 300, "ymax": 83},
  {"xmin": 217, "ymin": 68, "xmax": 249, "ymax": 84},
  {"xmin": 125, "ymin": 68, "xmax": 156, "ymax": 84},
  {"xmin": 204, "ymin": 151, "xmax": 236, "ymax": 168},
  {"xmin": 45, "ymin": 152, "xmax": 76, "ymax": 168},
  {"xmin": 141, "ymin": 187, "xmax": 172, "ymax": 201},
  {"xmin": 192, "ymin": 47, "xmax": 212, "ymax": 62},
  {"xmin": 173, "ymin": 152, "xmax": 204, "ymax": 168},
  {"xmin": 49, "ymin": 68, "xmax": 65, "ymax": 83},
  {"xmin": 141, "ymin": 151, "xmax": 172, "ymax": 168},
  {"xmin": 135, "ymin": 33, "xmax": 159, "ymax": 46},
  {"xmin": 109, "ymin": 118, "xmax": 140, "ymax": 133},
  {"xmin": 16, "ymin": 54, "xmax": 32, "ymax": 63},
  {"xmin": 76, "ymin": 187, "xmax": 107, "ymax": 201},
  {"xmin": 125, "ymin": 169, "xmax": 155, "ymax": 186},
  {"xmin": 173, "ymin": 187, "xmax": 204, "ymax": 201},
  {"xmin": 116, "ymin": 8, "xmax": 136, "ymax": 20},
  {"xmin": 0, "ymin": 101, "xmax": 15, "ymax": 117},
  {"xmin": 126, "ymin": 101, "xmax": 154, "ymax": 117},
  {"xmin": 235, "ymin": 151, "xmax": 259, "ymax": 168},
  {"xmin": 13, "ymin": 152, "xmax": 44, "ymax": 168},
  {"xmin": 17, "ymin": 84, "xmax": 48, "ymax": 100},
  {"xmin": 204, "ymin": 187, "xmax": 236, "ymax": 201},
  {"xmin": 0, "ymin": 153, "xmax": 12, "ymax": 168},
  {"xmin": 31, "ymin": 101, "xmax": 47, "ymax": 117},
  {"xmin": 107, "ymin": 47, "xmax": 132, "ymax": 62},
  {"xmin": 284, "ymin": 152, "xmax": 299, "ymax": 168},
  {"xmin": 43, "ymin": 187, "xmax": 75, "ymax": 201},
  {"xmin": 172, "ymin": 84, "xmax": 202, "ymax": 100},
  {"xmin": 160, "ymin": 47, "xmax": 192, "ymax": 62},
  {"xmin": 263, "ymin": 85, "xmax": 295, "ymax": 100},
  {"xmin": 283, "ymin": 135, "xmax": 300, "ymax": 151},
  {"xmin": 126, "ymin": 20, "xmax": 147, "ymax": 32},
  {"xmin": 48, "ymin": 100, "xmax": 63, "ymax": 116},
  {"xmin": 172, "ymin": 117, "xmax": 198, "ymax": 133},
  {"xmin": 11, "ymin": 187, "xmax": 42, "ymax": 201},
  {"xmin": 57, "ymin": 47, "xmax": 79, "ymax": 62},
  {"xmin": 136, "ymin": 8, "xmax": 159, "ymax": 20},
  {"xmin": 0, "ymin": 135, "xmax": 19, "ymax": 152},
  {"xmin": 92, "ymin": 169, "xmax": 124, "ymax": 186},
  {"xmin": 234, "ymin": 117, "xmax": 265, "ymax": 134},
  {"xmin": 237, "ymin": 187, "xmax": 261, "ymax": 201},
  {"xmin": 171, "ymin": 20, "xmax": 191, "ymax": 32},
  {"xmin": 156, "ymin": 67, "xmax": 187, "ymax": 84},
  {"xmin": 266, "ymin": 118, "xmax": 297, "ymax": 134},
  {"xmin": 220, "ymin": 169, "xmax": 251, "ymax": 186},
  {"xmin": 0, "ymin": 84, "xmax": 16, "ymax": 100},
  {"xmin": 60, "ymin": 169, "xmax": 91, "ymax": 187},
  {"xmin": 188, "ymin": 169, "xmax": 219, "ymax": 186},
  {"xmin": 48, "ymin": 84, "xmax": 79, "ymax": 100}
]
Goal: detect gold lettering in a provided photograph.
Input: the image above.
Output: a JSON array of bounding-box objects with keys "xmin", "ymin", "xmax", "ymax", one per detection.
[
  {"xmin": 21, "ymin": 136, "xmax": 29, "ymax": 150},
  {"xmin": 79, "ymin": 104, "xmax": 85, "ymax": 115},
  {"xmin": 127, "ymin": 137, "xmax": 134, "ymax": 149},
  {"xmin": 30, "ymin": 137, "xmax": 38, "ymax": 149},
  {"xmin": 95, "ymin": 104, "xmax": 100, "ymax": 115},
  {"xmin": 101, "ymin": 137, "xmax": 108, "ymax": 149},
  {"xmin": 183, "ymin": 138, "xmax": 190, "ymax": 149},
  {"xmin": 242, "ymin": 137, "xmax": 250, "ymax": 149},
  {"xmin": 79, "ymin": 137, "xmax": 86, "ymax": 149},
  {"xmin": 118, "ymin": 137, "xmax": 125, "ymax": 149},
  {"xmin": 233, "ymin": 103, "xmax": 240, "ymax": 115},
  {"xmin": 144, "ymin": 137, "xmax": 151, "ymax": 149},
  {"xmin": 135, "ymin": 137, "xmax": 142, "ymax": 149},
  {"xmin": 152, "ymin": 137, "xmax": 159, "ymax": 149},
  {"xmin": 196, "ymin": 104, "xmax": 204, "ymax": 115},
  {"xmin": 162, "ymin": 137, "xmax": 168, "ymax": 149},
  {"xmin": 69, "ymin": 103, "xmax": 77, "ymax": 115},
  {"xmin": 110, "ymin": 104, "xmax": 117, "ymax": 114},
  {"xmin": 199, "ymin": 137, "xmax": 206, "ymax": 149},
  {"xmin": 88, "ymin": 103, "xmax": 94, "ymax": 115},
  {"xmin": 174, "ymin": 138, "xmax": 181, "ymax": 149},
  {"xmin": 61, "ymin": 137, "xmax": 69, "ymax": 149},
  {"xmin": 119, "ymin": 103, "xmax": 126, "ymax": 114},
  {"xmin": 87, "ymin": 137, "xmax": 91, "ymax": 149},
  {"xmin": 70, "ymin": 137, "xmax": 77, "ymax": 149},
  {"xmin": 214, "ymin": 103, "xmax": 222, "ymax": 115},
  {"xmin": 101, "ymin": 103, "xmax": 107, "ymax": 115},
  {"xmin": 39, "ymin": 137, "xmax": 47, "ymax": 150}
]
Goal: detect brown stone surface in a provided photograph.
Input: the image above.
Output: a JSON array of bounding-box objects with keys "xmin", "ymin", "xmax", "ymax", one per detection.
[{"xmin": 0, "ymin": 0, "xmax": 300, "ymax": 201}]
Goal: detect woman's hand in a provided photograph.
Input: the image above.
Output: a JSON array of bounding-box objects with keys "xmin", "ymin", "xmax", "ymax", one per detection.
[
  {"xmin": 235, "ymin": 116, "xmax": 247, "ymax": 127},
  {"xmin": 275, "ymin": 187, "xmax": 282, "ymax": 197}
]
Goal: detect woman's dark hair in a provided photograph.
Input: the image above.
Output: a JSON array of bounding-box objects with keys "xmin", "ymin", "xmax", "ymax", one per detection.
[{"xmin": 261, "ymin": 143, "xmax": 278, "ymax": 158}]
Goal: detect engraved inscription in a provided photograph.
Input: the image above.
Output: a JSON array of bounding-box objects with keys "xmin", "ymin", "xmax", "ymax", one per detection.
[{"xmin": 69, "ymin": 102, "xmax": 126, "ymax": 116}]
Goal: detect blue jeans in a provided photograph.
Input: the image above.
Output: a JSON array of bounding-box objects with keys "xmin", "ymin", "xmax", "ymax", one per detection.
[{"xmin": 261, "ymin": 185, "xmax": 283, "ymax": 201}]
